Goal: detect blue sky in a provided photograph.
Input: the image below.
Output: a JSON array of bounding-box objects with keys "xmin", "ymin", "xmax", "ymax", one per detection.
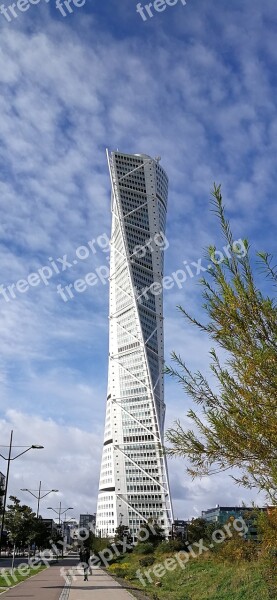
[{"xmin": 0, "ymin": 0, "xmax": 276, "ymax": 519}]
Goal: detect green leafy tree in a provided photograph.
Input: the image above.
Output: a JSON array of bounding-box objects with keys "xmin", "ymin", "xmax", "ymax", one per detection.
[
  {"xmin": 186, "ymin": 517, "xmax": 217, "ymax": 545},
  {"xmin": 137, "ymin": 519, "xmax": 165, "ymax": 546},
  {"xmin": 114, "ymin": 524, "xmax": 133, "ymax": 547},
  {"xmin": 51, "ymin": 528, "xmax": 63, "ymax": 548},
  {"xmin": 166, "ymin": 185, "xmax": 277, "ymax": 502},
  {"xmin": 90, "ymin": 535, "xmax": 111, "ymax": 554},
  {"xmin": 33, "ymin": 517, "xmax": 51, "ymax": 550},
  {"xmin": 5, "ymin": 496, "xmax": 37, "ymax": 549}
]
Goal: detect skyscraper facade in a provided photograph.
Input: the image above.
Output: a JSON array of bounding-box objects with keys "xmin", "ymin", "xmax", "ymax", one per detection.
[{"xmin": 96, "ymin": 151, "xmax": 173, "ymax": 539}]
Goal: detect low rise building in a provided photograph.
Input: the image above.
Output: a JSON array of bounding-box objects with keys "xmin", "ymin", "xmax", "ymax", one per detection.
[
  {"xmin": 172, "ymin": 519, "xmax": 188, "ymax": 540},
  {"xmin": 201, "ymin": 505, "xmax": 267, "ymax": 540},
  {"xmin": 79, "ymin": 513, "xmax": 96, "ymax": 532},
  {"xmin": 41, "ymin": 518, "xmax": 58, "ymax": 536}
]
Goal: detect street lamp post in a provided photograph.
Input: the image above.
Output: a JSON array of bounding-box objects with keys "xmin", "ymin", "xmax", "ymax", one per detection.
[
  {"xmin": 47, "ymin": 502, "xmax": 74, "ymax": 525},
  {"xmin": 47, "ymin": 504, "xmax": 73, "ymax": 557},
  {"xmin": 62, "ymin": 515, "xmax": 77, "ymax": 546},
  {"xmin": 0, "ymin": 430, "xmax": 44, "ymax": 555},
  {"xmin": 20, "ymin": 482, "xmax": 59, "ymax": 518}
]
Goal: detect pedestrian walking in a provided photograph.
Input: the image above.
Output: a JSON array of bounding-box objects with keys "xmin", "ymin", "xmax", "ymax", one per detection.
[{"xmin": 79, "ymin": 546, "xmax": 90, "ymax": 581}]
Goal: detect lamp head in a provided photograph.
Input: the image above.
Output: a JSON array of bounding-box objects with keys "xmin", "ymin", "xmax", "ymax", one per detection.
[{"xmin": 32, "ymin": 445, "xmax": 44, "ymax": 449}]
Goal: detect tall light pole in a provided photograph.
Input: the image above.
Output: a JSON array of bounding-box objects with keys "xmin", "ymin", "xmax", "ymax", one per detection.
[
  {"xmin": 62, "ymin": 515, "xmax": 77, "ymax": 546},
  {"xmin": 47, "ymin": 504, "xmax": 73, "ymax": 557},
  {"xmin": 0, "ymin": 430, "xmax": 44, "ymax": 555},
  {"xmin": 20, "ymin": 482, "xmax": 59, "ymax": 518},
  {"xmin": 47, "ymin": 503, "xmax": 73, "ymax": 525}
]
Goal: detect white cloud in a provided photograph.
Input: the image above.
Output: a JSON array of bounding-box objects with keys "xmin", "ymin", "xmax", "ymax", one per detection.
[{"xmin": 0, "ymin": 410, "xmax": 102, "ymax": 517}]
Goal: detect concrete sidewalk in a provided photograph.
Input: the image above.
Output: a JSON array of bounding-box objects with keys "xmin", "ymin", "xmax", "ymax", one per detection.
[
  {"xmin": 68, "ymin": 566, "xmax": 136, "ymax": 600},
  {"xmin": 1, "ymin": 563, "xmax": 69, "ymax": 599}
]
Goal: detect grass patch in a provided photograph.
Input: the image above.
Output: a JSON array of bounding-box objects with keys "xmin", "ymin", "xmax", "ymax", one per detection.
[
  {"xmin": 107, "ymin": 550, "xmax": 270, "ymax": 600},
  {"xmin": 0, "ymin": 565, "xmax": 46, "ymax": 590}
]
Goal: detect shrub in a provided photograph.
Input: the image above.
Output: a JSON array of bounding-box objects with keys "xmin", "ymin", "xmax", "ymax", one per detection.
[
  {"xmin": 258, "ymin": 509, "xmax": 277, "ymax": 554},
  {"xmin": 137, "ymin": 520, "xmax": 165, "ymax": 547},
  {"xmin": 215, "ymin": 537, "xmax": 259, "ymax": 562},
  {"xmin": 108, "ymin": 562, "xmax": 131, "ymax": 578},
  {"xmin": 257, "ymin": 510, "xmax": 277, "ymax": 597},
  {"xmin": 133, "ymin": 542, "xmax": 155, "ymax": 555},
  {"xmin": 139, "ymin": 556, "xmax": 155, "ymax": 567},
  {"xmin": 91, "ymin": 536, "xmax": 111, "ymax": 553},
  {"xmin": 156, "ymin": 539, "xmax": 185, "ymax": 554}
]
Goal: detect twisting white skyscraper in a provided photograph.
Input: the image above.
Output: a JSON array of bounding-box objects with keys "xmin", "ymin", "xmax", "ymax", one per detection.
[{"xmin": 96, "ymin": 151, "xmax": 173, "ymax": 540}]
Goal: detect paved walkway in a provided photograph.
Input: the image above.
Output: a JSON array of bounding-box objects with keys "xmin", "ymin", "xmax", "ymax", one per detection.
[
  {"xmin": 0, "ymin": 563, "xmax": 67, "ymax": 599},
  {"xmin": 0, "ymin": 562, "xmax": 136, "ymax": 599},
  {"xmin": 68, "ymin": 566, "xmax": 136, "ymax": 600}
]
